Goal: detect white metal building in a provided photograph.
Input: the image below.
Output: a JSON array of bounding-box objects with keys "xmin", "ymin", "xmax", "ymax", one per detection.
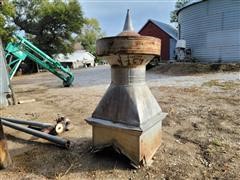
[
  {"xmin": 56, "ymin": 50, "xmax": 95, "ymax": 69},
  {"xmin": 177, "ymin": 0, "xmax": 240, "ymax": 63}
]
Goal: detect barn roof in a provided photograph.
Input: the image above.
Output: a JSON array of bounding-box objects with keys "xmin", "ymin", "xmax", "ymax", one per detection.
[{"xmin": 140, "ymin": 19, "xmax": 178, "ymax": 40}]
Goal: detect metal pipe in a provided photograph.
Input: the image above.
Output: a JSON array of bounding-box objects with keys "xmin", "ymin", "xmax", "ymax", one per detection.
[
  {"xmin": 1, "ymin": 117, "xmax": 53, "ymax": 128},
  {"xmin": 1, "ymin": 119, "xmax": 70, "ymax": 149}
]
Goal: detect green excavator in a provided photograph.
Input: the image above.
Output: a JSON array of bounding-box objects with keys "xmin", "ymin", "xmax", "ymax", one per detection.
[{"xmin": 4, "ymin": 34, "xmax": 74, "ymax": 87}]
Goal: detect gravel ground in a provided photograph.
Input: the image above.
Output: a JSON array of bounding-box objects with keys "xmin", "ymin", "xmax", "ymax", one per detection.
[
  {"xmin": 0, "ymin": 65, "xmax": 239, "ymax": 179},
  {"xmin": 12, "ymin": 65, "xmax": 240, "ymax": 88}
]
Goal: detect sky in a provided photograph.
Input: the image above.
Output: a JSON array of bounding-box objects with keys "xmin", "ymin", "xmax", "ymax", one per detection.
[{"xmin": 80, "ymin": 0, "xmax": 177, "ymax": 36}]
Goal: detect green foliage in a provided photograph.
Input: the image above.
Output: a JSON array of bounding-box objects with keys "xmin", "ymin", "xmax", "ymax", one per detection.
[
  {"xmin": 0, "ymin": 0, "xmax": 103, "ymax": 57},
  {"xmin": 78, "ymin": 18, "xmax": 104, "ymax": 56},
  {"xmin": 170, "ymin": 0, "xmax": 190, "ymax": 23},
  {"xmin": 12, "ymin": 0, "xmax": 84, "ymax": 55},
  {"xmin": 0, "ymin": 0, "xmax": 15, "ymax": 43}
]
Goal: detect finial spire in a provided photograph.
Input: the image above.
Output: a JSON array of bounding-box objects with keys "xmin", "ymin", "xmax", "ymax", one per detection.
[
  {"xmin": 118, "ymin": 9, "xmax": 139, "ymax": 36},
  {"xmin": 123, "ymin": 9, "xmax": 134, "ymax": 32}
]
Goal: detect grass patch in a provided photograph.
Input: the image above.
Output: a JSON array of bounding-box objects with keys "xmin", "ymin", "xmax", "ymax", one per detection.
[
  {"xmin": 211, "ymin": 139, "xmax": 222, "ymax": 147},
  {"xmin": 151, "ymin": 63, "xmax": 240, "ymax": 75},
  {"xmin": 202, "ymin": 80, "xmax": 240, "ymax": 90}
]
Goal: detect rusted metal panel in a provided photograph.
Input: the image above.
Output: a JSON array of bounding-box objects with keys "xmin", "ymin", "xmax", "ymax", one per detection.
[
  {"xmin": 91, "ymin": 120, "xmax": 163, "ymax": 167},
  {"xmin": 96, "ymin": 36, "xmax": 161, "ymax": 57}
]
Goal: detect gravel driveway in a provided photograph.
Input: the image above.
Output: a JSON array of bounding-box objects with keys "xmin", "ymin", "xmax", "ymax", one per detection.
[{"xmin": 74, "ymin": 65, "xmax": 240, "ymax": 87}]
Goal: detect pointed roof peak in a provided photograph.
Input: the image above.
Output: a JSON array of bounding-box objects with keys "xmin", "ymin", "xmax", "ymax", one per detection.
[
  {"xmin": 123, "ymin": 9, "xmax": 134, "ymax": 31},
  {"xmin": 118, "ymin": 9, "xmax": 139, "ymax": 36}
]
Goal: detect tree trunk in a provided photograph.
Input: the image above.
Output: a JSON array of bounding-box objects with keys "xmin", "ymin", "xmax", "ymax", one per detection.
[{"xmin": 0, "ymin": 120, "xmax": 12, "ymax": 169}]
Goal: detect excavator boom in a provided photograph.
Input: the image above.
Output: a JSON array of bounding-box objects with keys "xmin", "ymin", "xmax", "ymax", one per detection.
[{"xmin": 5, "ymin": 34, "xmax": 74, "ymax": 87}]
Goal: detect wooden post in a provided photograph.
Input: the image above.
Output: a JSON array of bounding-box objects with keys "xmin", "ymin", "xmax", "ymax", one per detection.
[
  {"xmin": 0, "ymin": 21, "xmax": 12, "ymax": 168},
  {"xmin": 0, "ymin": 120, "xmax": 12, "ymax": 169}
]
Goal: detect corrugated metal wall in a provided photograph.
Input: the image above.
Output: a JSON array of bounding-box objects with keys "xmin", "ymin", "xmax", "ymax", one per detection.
[
  {"xmin": 169, "ymin": 38, "xmax": 176, "ymax": 60},
  {"xmin": 178, "ymin": 0, "xmax": 240, "ymax": 63},
  {"xmin": 0, "ymin": 39, "xmax": 11, "ymax": 108}
]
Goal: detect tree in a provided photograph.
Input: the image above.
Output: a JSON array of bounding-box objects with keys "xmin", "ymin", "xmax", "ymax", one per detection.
[
  {"xmin": 1, "ymin": 1, "xmax": 103, "ymax": 57},
  {"xmin": 0, "ymin": 0, "xmax": 15, "ymax": 44},
  {"xmin": 12, "ymin": 0, "xmax": 84, "ymax": 56},
  {"xmin": 78, "ymin": 18, "xmax": 104, "ymax": 56},
  {"xmin": 170, "ymin": 0, "xmax": 190, "ymax": 23}
]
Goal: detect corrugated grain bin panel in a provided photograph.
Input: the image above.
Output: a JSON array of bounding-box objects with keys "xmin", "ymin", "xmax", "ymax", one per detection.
[
  {"xmin": 0, "ymin": 40, "xmax": 11, "ymax": 107},
  {"xmin": 178, "ymin": 0, "xmax": 240, "ymax": 63}
]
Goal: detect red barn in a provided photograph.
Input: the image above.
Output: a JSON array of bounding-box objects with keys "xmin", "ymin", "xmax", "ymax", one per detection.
[{"xmin": 139, "ymin": 19, "xmax": 177, "ymax": 61}]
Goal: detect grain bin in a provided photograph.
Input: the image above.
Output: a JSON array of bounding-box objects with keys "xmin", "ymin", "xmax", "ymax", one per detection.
[{"xmin": 177, "ymin": 0, "xmax": 240, "ymax": 63}]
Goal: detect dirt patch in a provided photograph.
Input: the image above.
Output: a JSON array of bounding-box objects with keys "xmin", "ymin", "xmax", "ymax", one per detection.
[
  {"xmin": 0, "ymin": 72, "xmax": 239, "ymax": 179},
  {"xmin": 152, "ymin": 63, "xmax": 240, "ymax": 75}
]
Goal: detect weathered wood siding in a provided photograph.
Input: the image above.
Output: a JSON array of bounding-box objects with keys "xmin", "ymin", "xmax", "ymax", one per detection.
[{"xmin": 139, "ymin": 22, "xmax": 170, "ymax": 60}]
